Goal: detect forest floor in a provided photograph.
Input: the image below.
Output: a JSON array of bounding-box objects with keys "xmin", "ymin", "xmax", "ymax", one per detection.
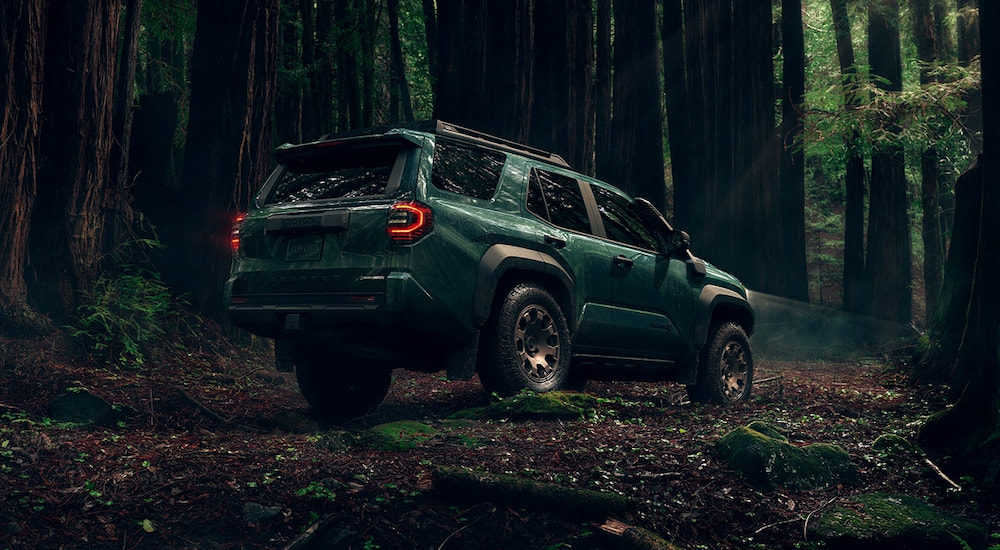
[{"xmin": 0, "ymin": 322, "xmax": 997, "ymax": 550}]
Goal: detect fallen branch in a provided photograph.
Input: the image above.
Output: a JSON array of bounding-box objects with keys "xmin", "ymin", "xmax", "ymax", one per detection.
[
  {"xmin": 432, "ymin": 466, "xmax": 629, "ymax": 520},
  {"xmin": 923, "ymin": 457, "xmax": 962, "ymax": 491},
  {"xmin": 173, "ymin": 388, "xmax": 264, "ymax": 433},
  {"xmin": 598, "ymin": 518, "xmax": 680, "ymax": 550}
]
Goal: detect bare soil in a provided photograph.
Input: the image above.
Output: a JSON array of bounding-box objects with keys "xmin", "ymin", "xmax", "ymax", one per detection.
[{"xmin": 0, "ymin": 326, "xmax": 995, "ymax": 549}]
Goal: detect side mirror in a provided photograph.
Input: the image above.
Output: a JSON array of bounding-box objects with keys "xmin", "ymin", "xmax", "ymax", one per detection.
[{"xmin": 633, "ymin": 197, "xmax": 693, "ymax": 257}]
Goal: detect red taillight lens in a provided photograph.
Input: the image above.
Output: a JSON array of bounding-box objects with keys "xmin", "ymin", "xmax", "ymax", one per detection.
[
  {"xmin": 387, "ymin": 201, "xmax": 433, "ymax": 243},
  {"xmin": 231, "ymin": 213, "xmax": 245, "ymax": 253}
]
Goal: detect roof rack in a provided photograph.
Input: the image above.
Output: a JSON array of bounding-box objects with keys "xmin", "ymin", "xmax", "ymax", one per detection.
[{"xmin": 432, "ymin": 121, "xmax": 570, "ymax": 168}]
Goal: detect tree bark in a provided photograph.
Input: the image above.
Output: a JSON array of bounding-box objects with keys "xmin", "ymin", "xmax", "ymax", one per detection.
[
  {"xmin": 30, "ymin": 0, "xmax": 122, "ymax": 321},
  {"xmin": 594, "ymin": 0, "xmax": 612, "ymax": 180},
  {"xmin": 910, "ymin": 0, "xmax": 944, "ymax": 325},
  {"xmin": 107, "ymin": 0, "xmax": 143, "ymax": 253},
  {"xmin": 387, "ymin": 0, "xmax": 414, "ymax": 123},
  {"xmin": 0, "ymin": 0, "xmax": 48, "ymax": 333},
  {"xmin": 830, "ymin": 0, "xmax": 868, "ymax": 315},
  {"xmin": 608, "ymin": 0, "xmax": 665, "ymax": 210},
  {"xmin": 776, "ymin": 0, "xmax": 809, "ymax": 302},
  {"xmin": 163, "ymin": 0, "xmax": 278, "ymax": 319},
  {"xmin": 866, "ymin": 0, "xmax": 912, "ymax": 325},
  {"xmin": 663, "ymin": 0, "xmax": 692, "ymax": 220}
]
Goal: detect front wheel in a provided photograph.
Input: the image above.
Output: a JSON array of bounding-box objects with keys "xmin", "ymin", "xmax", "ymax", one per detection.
[
  {"xmin": 293, "ymin": 346, "xmax": 391, "ymax": 420},
  {"xmin": 478, "ymin": 284, "xmax": 571, "ymax": 396},
  {"xmin": 687, "ymin": 322, "xmax": 753, "ymax": 405}
]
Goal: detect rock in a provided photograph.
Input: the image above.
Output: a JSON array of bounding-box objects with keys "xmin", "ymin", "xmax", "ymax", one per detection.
[
  {"xmin": 808, "ymin": 493, "xmax": 987, "ymax": 550},
  {"xmin": 48, "ymin": 388, "xmax": 133, "ymax": 426},
  {"xmin": 242, "ymin": 502, "xmax": 282, "ymax": 525},
  {"xmin": 872, "ymin": 433, "xmax": 918, "ymax": 454},
  {"xmin": 715, "ymin": 423, "xmax": 859, "ymax": 491}
]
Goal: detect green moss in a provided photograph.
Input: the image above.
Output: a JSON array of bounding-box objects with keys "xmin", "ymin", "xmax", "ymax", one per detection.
[
  {"xmin": 809, "ymin": 493, "xmax": 987, "ymax": 549},
  {"xmin": 716, "ymin": 424, "xmax": 858, "ymax": 492},
  {"xmin": 478, "ymin": 391, "xmax": 598, "ymax": 420},
  {"xmin": 357, "ymin": 421, "xmax": 439, "ymax": 451},
  {"xmin": 872, "ymin": 433, "xmax": 918, "ymax": 454}
]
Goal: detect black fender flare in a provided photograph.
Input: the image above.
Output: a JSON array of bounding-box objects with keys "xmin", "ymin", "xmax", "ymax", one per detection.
[
  {"xmin": 693, "ymin": 286, "xmax": 755, "ymax": 347},
  {"xmin": 471, "ymin": 243, "xmax": 575, "ymax": 328}
]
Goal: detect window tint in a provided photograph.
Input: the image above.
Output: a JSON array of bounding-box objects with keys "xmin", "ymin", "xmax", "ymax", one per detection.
[
  {"xmin": 268, "ymin": 146, "xmax": 398, "ymax": 204},
  {"xmin": 526, "ymin": 169, "xmax": 591, "ymax": 234},
  {"xmin": 592, "ymin": 185, "xmax": 658, "ymax": 250},
  {"xmin": 431, "ymin": 139, "xmax": 505, "ymax": 199}
]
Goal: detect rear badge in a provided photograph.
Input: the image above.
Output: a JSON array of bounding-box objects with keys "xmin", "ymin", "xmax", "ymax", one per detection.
[{"xmin": 285, "ymin": 234, "xmax": 324, "ymax": 261}]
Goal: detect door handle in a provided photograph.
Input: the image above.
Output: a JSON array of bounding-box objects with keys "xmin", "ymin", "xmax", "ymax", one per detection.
[
  {"xmin": 613, "ymin": 255, "xmax": 634, "ymax": 268},
  {"xmin": 544, "ymin": 235, "xmax": 566, "ymax": 249}
]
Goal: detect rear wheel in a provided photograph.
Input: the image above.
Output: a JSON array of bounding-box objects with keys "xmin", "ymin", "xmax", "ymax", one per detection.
[
  {"xmin": 687, "ymin": 322, "xmax": 753, "ymax": 405},
  {"xmin": 479, "ymin": 284, "xmax": 571, "ymax": 396},
  {"xmin": 293, "ymin": 345, "xmax": 391, "ymax": 419}
]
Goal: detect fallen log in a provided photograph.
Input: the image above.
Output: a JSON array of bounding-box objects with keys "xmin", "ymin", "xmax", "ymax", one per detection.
[
  {"xmin": 598, "ymin": 519, "xmax": 681, "ymax": 550},
  {"xmin": 432, "ymin": 466, "xmax": 629, "ymax": 520}
]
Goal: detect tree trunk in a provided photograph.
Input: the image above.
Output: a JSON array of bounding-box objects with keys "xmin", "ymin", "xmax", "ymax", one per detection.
[
  {"xmin": 0, "ymin": 0, "xmax": 48, "ymax": 333},
  {"xmin": 830, "ymin": 0, "xmax": 868, "ymax": 315},
  {"xmin": 910, "ymin": 0, "xmax": 944, "ymax": 325},
  {"xmin": 594, "ymin": 0, "xmax": 612, "ymax": 180},
  {"xmin": 107, "ymin": 0, "xmax": 143, "ymax": 253},
  {"xmin": 276, "ymin": 0, "xmax": 304, "ymax": 143},
  {"xmin": 866, "ymin": 0, "xmax": 912, "ymax": 326},
  {"xmin": 163, "ymin": 0, "xmax": 278, "ymax": 319},
  {"xmin": 421, "ymin": 0, "xmax": 439, "ymax": 98},
  {"xmin": 30, "ymin": 0, "xmax": 122, "ymax": 321},
  {"xmin": 387, "ymin": 0, "xmax": 414, "ymax": 123},
  {"xmin": 608, "ymin": 0, "xmax": 665, "ymax": 210},
  {"xmin": 663, "ymin": 0, "xmax": 692, "ymax": 220},
  {"xmin": 918, "ymin": 1, "xmax": 1000, "ymax": 497},
  {"xmin": 957, "ymin": 0, "xmax": 982, "ymax": 154},
  {"xmin": 776, "ymin": 0, "xmax": 809, "ymax": 302}
]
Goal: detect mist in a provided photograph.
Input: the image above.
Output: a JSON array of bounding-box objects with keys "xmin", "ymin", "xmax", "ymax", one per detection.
[{"xmin": 747, "ymin": 290, "xmax": 918, "ymax": 362}]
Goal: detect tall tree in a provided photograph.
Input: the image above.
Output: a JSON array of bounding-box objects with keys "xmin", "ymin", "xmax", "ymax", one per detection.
[
  {"xmin": 957, "ymin": 0, "xmax": 981, "ymax": 154},
  {"xmin": 606, "ymin": 0, "xmax": 665, "ymax": 209},
  {"xmin": 387, "ymin": 0, "xmax": 414, "ymax": 123},
  {"xmin": 919, "ymin": 0, "xmax": 1000, "ymax": 494},
  {"xmin": 910, "ymin": 0, "xmax": 945, "ymax": 324},
  {"xmin": 830, "ymin": 0, "xmax": 868, "ymax": 315},
  {"xmin": 30, "ymin": 0, "xmax": 122, "ymax": 321},
  {"xmin": 0, "ymin": 0, "xmax": 47, "ymax": 332},
  {"xmin": 866, "ymin": 0, "xmax": 912, "ymax": 325},
  {"xmin": 663, "ymin": 0, "xmax": 693, "ymax": 218},
  {"xmin": 594, "ymin": 0, "xmax": 612, "ymax": 179},
  {"xmin": 776, "ymin": 0, "xmax": 809, "ymax": 302},
  {"xmin": 160, "ymin": 0, "xmax": 278, "ymax": 318}
]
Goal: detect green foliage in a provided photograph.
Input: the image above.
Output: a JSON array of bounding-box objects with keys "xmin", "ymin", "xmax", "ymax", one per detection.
[{"xmin": 69, "ymin": 240, "xmax": 188, "ymax": 368}]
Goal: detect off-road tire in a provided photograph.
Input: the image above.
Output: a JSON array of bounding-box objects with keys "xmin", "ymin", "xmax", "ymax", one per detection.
[
  {"xmin": 478, "ymin": 283, "xmax": 571, "ymax": 396},
  {"xmin": 687, "ymin": 322, "xmax": 753, "ymax": 405},
  {"xmin": 293, "ymin": 346, "xmax": 391, "ymax": 419}
]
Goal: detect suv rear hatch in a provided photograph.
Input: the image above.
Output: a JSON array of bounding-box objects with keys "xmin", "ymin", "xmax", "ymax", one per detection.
[{"xmin": 227, "ymin": 133, "xmax": 424, "ymax": 335}]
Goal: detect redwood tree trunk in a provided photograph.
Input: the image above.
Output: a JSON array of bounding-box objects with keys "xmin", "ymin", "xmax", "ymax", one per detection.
[
  {"xmin": 30, "ymin": 0, "xmax": 122, "ymax": 321},
  {"xmin": 0, "ymin": 0, "xmax": 47, "ymax": 332},
  {"xmin": 163, "ymin": 0, "xmax": 278, "ymax": 319},
  {"xmin": 866, "ymin": 0, "xmax": 912, "ymax": 325}
]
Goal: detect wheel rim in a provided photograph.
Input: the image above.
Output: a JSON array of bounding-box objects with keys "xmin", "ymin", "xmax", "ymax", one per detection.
[
  {"xmin": 718, "ymin": 341, "xmax": 749, "ymax": 401},
  {"xmin": 514, "ymin": 304, "xmax": 560, "ymax": 384}
]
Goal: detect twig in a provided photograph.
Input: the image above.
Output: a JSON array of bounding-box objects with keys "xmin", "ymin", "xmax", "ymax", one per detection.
[
  {"xmin": 924, "ymin": 457, "xmax": 962, "ymax": 491},
  {"xmin": 754, "ymin": 516, "xmax": 802, "ymax": 535},
  {"xmin": 755, "ymin": 375, "xmax": 784, "ymax": 385},
  {"xmin": 803, "ymin": 495, "xmax": 841, "ymax": 541},
  {"xmin": 173, "ymin": 388, "xmax": 265, "ymax": 433},
  {"xmin": 437, "ymin": 516, "xmax": 483, "ymax": 550}
]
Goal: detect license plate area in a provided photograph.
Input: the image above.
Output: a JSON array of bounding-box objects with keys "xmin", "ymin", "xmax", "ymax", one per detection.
[{"xmin": 285, "ymin": 234, "xmax": 324, "ymax": 261}]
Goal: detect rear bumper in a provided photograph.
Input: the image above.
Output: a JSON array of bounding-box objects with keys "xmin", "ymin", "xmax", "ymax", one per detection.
[{"xmin": 225, "ymin": 271, "xmax": 472, "ymax": 342}]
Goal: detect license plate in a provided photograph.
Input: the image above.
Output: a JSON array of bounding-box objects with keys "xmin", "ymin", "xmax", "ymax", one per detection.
[{"xmin": 285, "ymin": 234, "xmax": 324, "ymax": 261}]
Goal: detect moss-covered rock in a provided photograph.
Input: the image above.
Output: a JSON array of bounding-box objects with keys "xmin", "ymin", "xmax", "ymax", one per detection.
[
  {"xmin": 357, "ymin": 421, "xmax": 439, "ymax": 451},
  {"xmin": 872, "ymin": 433, "xmax": 918, "ymax": 454},
  {"xmin": 715, "ymin": 423, "xmax": 858, "ymax": 491},
  {"xmin": 808, "ymin": 493, "xmax": 987, "ymax": 550},
  {"xmin": 477, "ymin": 391, "xmax": 598, "ymax": 421}
]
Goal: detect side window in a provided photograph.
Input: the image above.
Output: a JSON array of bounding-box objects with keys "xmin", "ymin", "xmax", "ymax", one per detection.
[
  {"xmin": 431, "ymin": 139, "xmax": 505, "ymax": 199},
  {"xmin": 526, "ymin": 168, "xmax": 592, "ymax": 234},
  {"xmin": 591, "ymin": 185, "xmax": 659, "ymax": 251}
]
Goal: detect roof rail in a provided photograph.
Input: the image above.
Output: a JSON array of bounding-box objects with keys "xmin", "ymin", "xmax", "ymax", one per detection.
[{"xmin": 433, "ymin": 121, "xmax": 570, "ymax": 168}]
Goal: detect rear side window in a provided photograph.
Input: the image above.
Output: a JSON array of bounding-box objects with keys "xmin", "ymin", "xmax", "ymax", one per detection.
[
  {"xmin": 267, "ymin": 145, "xmax": 400, "ymax": 204},
  {"xmin": 431, "ymin": 139, "xmax": 505, "ymax": 199},
  {"xmin": 526, "ymin": 168, "xmax": 591, "ymax": 234}
]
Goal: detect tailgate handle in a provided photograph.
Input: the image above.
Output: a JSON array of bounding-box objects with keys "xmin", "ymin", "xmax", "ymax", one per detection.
[{"xmin": 265, "ymin": 210, "xmax": 349, "ymax": 234}]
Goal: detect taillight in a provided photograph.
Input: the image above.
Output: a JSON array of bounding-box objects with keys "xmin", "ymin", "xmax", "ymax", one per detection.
[
  {"xmin": 387, "ymin": 201, "xmax": 433, "ymax": 243},
  {"xmin": 231, "ymin": 213, "xmax": 245, "ymax": 253}
]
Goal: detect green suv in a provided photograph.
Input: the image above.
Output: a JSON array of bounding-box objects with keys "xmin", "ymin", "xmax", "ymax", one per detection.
[{"xmin": 226, "ymin": 121, "xmax": 754, "ymax": 418}]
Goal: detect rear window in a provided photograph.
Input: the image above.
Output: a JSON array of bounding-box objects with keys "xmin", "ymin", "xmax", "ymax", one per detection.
[
  {"xmin": 267, "ymin": 145, "xmax": 401, "ymax": 204},
  {"xmin": 431, "ymin": 139, "xmax": 505, "ymax": 199}
]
